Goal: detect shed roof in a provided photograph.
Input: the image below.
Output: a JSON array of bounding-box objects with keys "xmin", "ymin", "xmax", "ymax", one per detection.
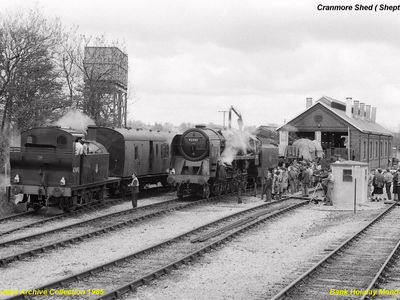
[{"xmin": 277, "ymin": 96, "xmax": 392, "ymax": 136}]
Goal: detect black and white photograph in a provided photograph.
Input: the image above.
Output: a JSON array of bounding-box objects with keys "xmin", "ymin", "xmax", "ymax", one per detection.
[{"xmin": 1, "ymin": 0, "xmax": 400, "ymax": 299}]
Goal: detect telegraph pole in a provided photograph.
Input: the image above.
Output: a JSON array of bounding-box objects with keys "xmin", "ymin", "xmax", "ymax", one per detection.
[{"xmin": 218, "ymin": 110, "xmax": 228, "ymax": 129}]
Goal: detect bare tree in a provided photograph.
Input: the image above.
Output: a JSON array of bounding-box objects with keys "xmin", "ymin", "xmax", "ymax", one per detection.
[{"xmin": 56, "ymin": 26, "xmax": 83, "ymax": 108}]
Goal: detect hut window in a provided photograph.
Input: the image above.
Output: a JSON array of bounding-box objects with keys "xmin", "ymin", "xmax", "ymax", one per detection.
[
  {"xmin": 156, "ymin": 144, "xmax": 159, "ymax": 157},
  {"xmin": 343, "ymin": 169, "xmax": 352, "ymax": 182}
]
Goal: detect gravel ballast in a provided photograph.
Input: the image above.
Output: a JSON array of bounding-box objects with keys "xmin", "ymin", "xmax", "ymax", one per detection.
[
  {"xmin": 0, "ymin": 195, "xmax": 267, "ymax": 295},
  {"xmin": 130, "ymin": 202, "xmax": 387, "ymax": 300}
]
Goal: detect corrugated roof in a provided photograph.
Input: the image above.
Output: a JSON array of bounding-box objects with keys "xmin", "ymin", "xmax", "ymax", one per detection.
[{"xmin": 277, "ymin": 96, "xmax": 392, "ymax": 136}]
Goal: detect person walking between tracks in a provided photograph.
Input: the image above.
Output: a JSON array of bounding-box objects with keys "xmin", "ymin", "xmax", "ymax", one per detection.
[
  {"xmin": 129, "ymin": 173, "xmax": 140, "ymax": 208},
  {"xmin": 384, "ymin": 169, "xmax": 393, "ymax": 201}
]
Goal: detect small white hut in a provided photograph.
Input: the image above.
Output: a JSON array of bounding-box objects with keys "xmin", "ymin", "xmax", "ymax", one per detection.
[{"xmin": 330, "ymin": 160, "xmax": 369, "ymax": 210}]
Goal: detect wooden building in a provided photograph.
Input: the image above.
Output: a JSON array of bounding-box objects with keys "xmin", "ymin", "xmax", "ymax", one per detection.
[{"xmin": 276, "ymin": 96, "xmax": 393, "ymax": 169}]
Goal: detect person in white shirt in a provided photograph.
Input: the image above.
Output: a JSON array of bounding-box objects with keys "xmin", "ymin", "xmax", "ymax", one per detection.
[{"xmin": 75, "ymin": 138, "xmax": 84, "ymax": 155}]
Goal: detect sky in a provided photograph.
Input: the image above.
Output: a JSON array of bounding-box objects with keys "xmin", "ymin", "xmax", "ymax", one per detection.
[{"xmin": 2, "ymin": 0, "xmax": 400, "ymax": 131}]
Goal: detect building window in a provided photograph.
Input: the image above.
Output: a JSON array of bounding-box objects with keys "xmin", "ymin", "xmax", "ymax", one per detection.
[
  {"xmin": 363, "ymin": 141, "xmax": 366, "ymax": 160},
  {"xmin": 376, "ymin": 141, "xmax": 378, "ymax": 158},
  {"xmin": 385, "ymin": 141, "xmax": 388, "ymax": 157},
  {"xmin": 369, "ymin": 141, "xmax": 372, "ymax": 159},
  {"xmin": 380, "ymin": 141, "xmax": 383, "ymax": 157},
  {"xmin": 343, "ymin": 169, "xmax": 353, "ymax": 182}
]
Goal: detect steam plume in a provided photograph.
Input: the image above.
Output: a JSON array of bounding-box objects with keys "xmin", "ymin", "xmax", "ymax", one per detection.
[
  {"xmin": 220, "ymin": 129, "xmax": 254, "ymax": 165},
  {"xmin": 55, "ymin": 110, "xmax": 95, "ymax": 132}
]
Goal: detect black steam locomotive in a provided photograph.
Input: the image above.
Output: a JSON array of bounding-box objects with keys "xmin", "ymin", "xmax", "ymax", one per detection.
[
  {"xmin": 167, "ymin": 125, "xmax": 278, "ymax": 198},
  {"xmin": 10, "ymin": 126, "xmax": 171, "ymax": 211}
]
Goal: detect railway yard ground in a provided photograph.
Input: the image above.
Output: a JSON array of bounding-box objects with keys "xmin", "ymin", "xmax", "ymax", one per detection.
[{"xmin": 0, "ymin": 190, "xmax": 396, "ymax": 300}]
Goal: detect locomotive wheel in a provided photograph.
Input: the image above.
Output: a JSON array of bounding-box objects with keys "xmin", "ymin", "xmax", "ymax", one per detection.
[
  {"xmin": 98, "ymin": 188, "xmax": 105, "ymax": 201},
  {"xmin": 202, "ymin": 183, "xmax": 210, "ymax": 199},
  {"xmin": 242, "ymin": 181, "xmax": 247, "ymax": 193},
  {"xmin": 213, "ymin": 183, "xmax": 222, "ymax": 197},
  {"xmin": 177, "ymin": 184, "xmax": 184, "ymax": 199},
  {"xmin": 119, "ymin": 184, "xmax": 127, "ymax": 200},
  {"xmin": 228, "ymin": 181, "xmax": 235, "ymax": 193},
  {"xmin": 60, "ymin": 197, "xmax": 73, "ymax": 212}
]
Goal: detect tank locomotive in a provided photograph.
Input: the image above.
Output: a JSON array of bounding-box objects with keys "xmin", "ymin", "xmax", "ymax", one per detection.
[{"xmin": 10, "ymin": 126, "xmax": 171, "ymax": 211}]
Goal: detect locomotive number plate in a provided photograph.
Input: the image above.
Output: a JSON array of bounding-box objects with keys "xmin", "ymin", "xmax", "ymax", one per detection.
[{"xmin": 188, "ymin": 138, "xmax": 199, "ymax": 142}]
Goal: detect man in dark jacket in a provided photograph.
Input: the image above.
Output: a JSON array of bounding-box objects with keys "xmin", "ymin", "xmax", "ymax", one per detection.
[{"xmin": 261, "ymin": 171, "xmax": 273, "ymax": 202}]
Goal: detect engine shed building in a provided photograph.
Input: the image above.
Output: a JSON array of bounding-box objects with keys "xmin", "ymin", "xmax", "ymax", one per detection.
[{"xmin": 276, "ymin": 96, "xmax": 393, "ymax": 169}]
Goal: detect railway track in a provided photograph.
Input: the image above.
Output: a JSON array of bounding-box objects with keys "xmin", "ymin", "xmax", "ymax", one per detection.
[
  {"xmin": 271, "ymin": 203, "xmax": 400, "ymax": 300},
  {"xmin": 0, "ymin": 197, "xmax": 209, "ymax": 266},
  {"xmin": 0, "ymin": 188, "xmax": 171, "ymax": 237},
  {"xmin": 6, "ymin": 197, "xmax": 308, "ymax": 300}
]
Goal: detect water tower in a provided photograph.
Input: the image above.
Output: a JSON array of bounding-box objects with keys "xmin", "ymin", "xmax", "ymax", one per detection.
[{"xmin": 84, "ymin": 47, "xmax": 128, "ymax": 127}]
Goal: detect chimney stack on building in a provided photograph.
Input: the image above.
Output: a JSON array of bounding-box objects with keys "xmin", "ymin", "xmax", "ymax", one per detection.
[
  {"xmin": 346, "ymin": 97, "xmax": 352, "ymax": 117},
  {"xmin": 359, "ymin": 103, "xmax": 365, "ymax": 120},
  {"xmin": 306, "ymin": 97, "xmax": 313, "ymax": 109},
  {"xmin": 353, "ymin": 100, "xmax": 360, "ymax": 118},
  {"xmin": 371, "ymin": 107, "xmax": 377, "ymax": 123},
  {"xmin": 366, "ymin": 104, "xmax": 371, "ymax": 121}
]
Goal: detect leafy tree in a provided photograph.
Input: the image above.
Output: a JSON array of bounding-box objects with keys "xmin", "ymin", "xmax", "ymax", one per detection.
[
  {"xmin": 0, "ymin": 9, "xmax": 69, "ymax": 181},
  {"xmin": 0, "ymin": 9, "xmax": 67, "ymax": 131}
]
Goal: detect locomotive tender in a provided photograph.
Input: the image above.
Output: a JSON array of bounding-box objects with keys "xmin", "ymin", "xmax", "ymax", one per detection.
[
  {"xmin": 167, "ymin": 125, "xmax": 278, "ymax": 199},
  {"xmin": 10, "ymin": 126, "xmax": 171, "ymax": 211}
]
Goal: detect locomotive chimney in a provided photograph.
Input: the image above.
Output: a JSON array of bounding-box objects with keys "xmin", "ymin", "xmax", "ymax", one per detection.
[
  {"xmin": 306, "ymin": 97, "xmax": 313, "ymax": 109},
  {"xmin": 346, "ymin": 97, "xmax": 352, "ymax": 117}
]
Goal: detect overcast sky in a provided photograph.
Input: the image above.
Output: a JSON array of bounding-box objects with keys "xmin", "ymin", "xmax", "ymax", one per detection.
[{"xmin": 2, "ymin": 0, "xmax": 400, "ymax": 130}]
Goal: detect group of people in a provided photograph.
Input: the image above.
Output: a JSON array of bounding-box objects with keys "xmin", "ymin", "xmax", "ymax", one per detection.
[
  {"xmin": 369, "ymin": 168, "xmax": 400, "ymax": 202},
  {"xmin": 261, "ymin": 160, "xmax": 332, "ymax": 202}
]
